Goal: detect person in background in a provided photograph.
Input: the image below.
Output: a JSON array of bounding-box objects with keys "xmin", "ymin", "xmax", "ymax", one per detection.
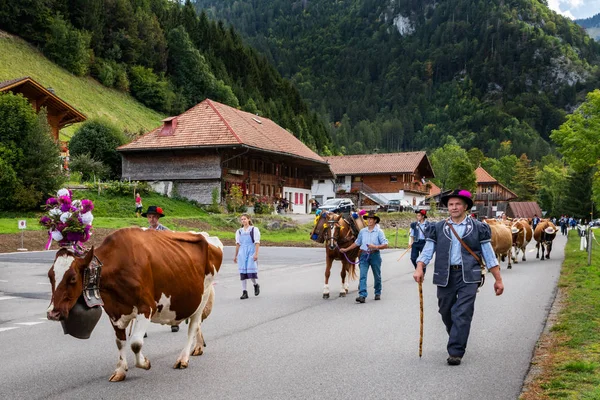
[
  {"xmin": 532, "ymin": 214, "xmax": 540, "ymax": 231},
  {"xmin": 135, "ymin": 193, "xmax": 143, "ymax": 218},
  {"xmin": 409, "ymin": 209, "xmax": 430, "ymax": 269},
  {"xmin": 234, "ymin": 214, "xmax": 261, "ymax": 299},
  {"xmin": 142, "ymin": 205, "xmax": 178, "ymax": 333},
  {"xmin": 414, "ymin": 189, "xmax": 504, "ymax": 366},
  {"xmin": 341, "ymin": 210, "xmax": 388, "ymax": 303}
]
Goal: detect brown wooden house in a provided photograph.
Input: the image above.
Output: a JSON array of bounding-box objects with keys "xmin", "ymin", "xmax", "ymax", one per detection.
[
  {"xmin": 0, "ymin": 77, "xmax": 86, "ymax": 141},
  {"xmin": 473, "ymin": 166, "xmax": 518, "ymax": 217},
  {"xmin": 314, "ymin": 152, "xmax": 434, "ymax": 207},
  {"xmin": 118, "ymin": 99, "xmax": 332, "ymax": 213}
]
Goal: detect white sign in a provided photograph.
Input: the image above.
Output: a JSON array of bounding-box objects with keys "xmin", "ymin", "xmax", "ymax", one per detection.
[{"xmin": 18, "ymin": 220, "xmax": 27, "ymax": 230}]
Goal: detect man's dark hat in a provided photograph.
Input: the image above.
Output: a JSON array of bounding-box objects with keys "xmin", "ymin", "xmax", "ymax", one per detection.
[
  {"xmin": 363, "ymin": 210, "xmax": 381, "ymax": 224},
  {"xmin": 441, "ymin": 189, "xmax": 474, "ymax": 210},
  {"xmin": 415, "ymin": 209, "xmax": 427, "ymax": 218},
  {"xmin": 141, "ymin": 205, "xmax": 165, "ymax": 218}
]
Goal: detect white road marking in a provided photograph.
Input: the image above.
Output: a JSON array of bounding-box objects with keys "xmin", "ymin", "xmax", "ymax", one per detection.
[
  {"xmin": 15, "ymin": 322, "xmax": 45, "ymax": 326},
  {"xmin": 0, "ymin": 279, "xmax": 8, "ymax": 282},
  {"xmin": 37, "ymin": 282, "xmax": 51, "ymax": 285},
  {"xmin": 0, "ymin": 327, "xmax": 19, "ymax": 333},
  {"xmin": 0, "ymin": 296, "xmax": 17, "ymax": 301}
]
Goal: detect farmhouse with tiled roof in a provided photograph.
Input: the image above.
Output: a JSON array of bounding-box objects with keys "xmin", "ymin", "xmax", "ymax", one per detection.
[
  {"xmin": 118, "ymin": 99, "xmax": 332, "ymax": 212},
  {"xmin": 311, "ymin": 152, "xmax": 434, "ymax": 208},
  {"xmin": 0, "ymin": 77, "xmax": 86, "ymax": 141}
]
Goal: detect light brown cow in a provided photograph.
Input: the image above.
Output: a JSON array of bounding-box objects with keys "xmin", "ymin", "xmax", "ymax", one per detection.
[
  {"xmin": 485, "ymin": 219, "xmax": 513, "ymax": 269},
  {"xmin": 511, "ymin": 219, "xmax": 533, "ymax": 263},
  {"xmin": 46, "ymin": 228, "xmax": 223, "ymax": 382},
  {"xmin": 534, "ymin": 220, "xmax": 558, "ymax": 260}
]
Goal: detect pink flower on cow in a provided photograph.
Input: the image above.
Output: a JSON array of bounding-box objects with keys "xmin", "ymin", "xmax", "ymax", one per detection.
[
  {"xmin": 81, "ymin": 199, "xmax": 94, "ymax": 213},
  {"xmin": 59, "ymin": 196, "xmax": 72, "ymax": 212}
]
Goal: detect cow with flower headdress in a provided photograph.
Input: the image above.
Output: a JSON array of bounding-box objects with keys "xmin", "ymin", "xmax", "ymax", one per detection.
[{"xmin": 41, "ymin": 189, "xmax": 224, "ymax": 382}]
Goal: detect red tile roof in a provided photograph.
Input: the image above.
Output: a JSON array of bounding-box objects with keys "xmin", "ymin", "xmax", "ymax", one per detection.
[
  {"xmin": 475, "ymin": 167, "xmax": 497, "ymax": 183},
  {"xmin": 119, "ymin": 99, "xmax": 326, "ymax": 164},
  {"xmin": 324, "ymin": 152, "xmax": 431, "ymax": 175}
]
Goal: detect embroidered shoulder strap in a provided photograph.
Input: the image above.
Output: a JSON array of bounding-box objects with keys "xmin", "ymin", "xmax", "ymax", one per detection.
[{"xmin": 446, "ymin": 221, "xmax": 486, "ymax": 288}]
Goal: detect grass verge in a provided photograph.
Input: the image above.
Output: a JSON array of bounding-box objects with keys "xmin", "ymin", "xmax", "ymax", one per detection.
[{"xmin": 521, "ymin": 229, "xmax": 600, "ymax": 399}]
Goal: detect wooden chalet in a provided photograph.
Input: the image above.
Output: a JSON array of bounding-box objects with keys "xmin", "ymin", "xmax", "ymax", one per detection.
[
  {"xmin": 313, "ymin": 152, "xmax": 434, "ymax": 207},
  {"xmin": 118, "ymin": 99, "xmax": 332, "ymax": 213},
  {"xmin": 0, "ymin": 77, "xmax": 86, "ymax": 141},
  {"xmin": 473, "ymin": 166, "xmax": 518, "ymax": 218}
]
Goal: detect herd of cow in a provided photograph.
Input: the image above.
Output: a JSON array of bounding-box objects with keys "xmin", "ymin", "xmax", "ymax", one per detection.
[
  {"xmin": 485, "ymin": 218, "xmax": 558, "ymax": 269},
  {"xmin": 42, "ymin": 216, "xmax": 559, "ymax": 383}
]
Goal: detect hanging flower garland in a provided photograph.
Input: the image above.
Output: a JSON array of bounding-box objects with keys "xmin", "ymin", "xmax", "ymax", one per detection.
[{"xmin": 40, "ymin": 188, "xmax": 94, "ymax": 253}]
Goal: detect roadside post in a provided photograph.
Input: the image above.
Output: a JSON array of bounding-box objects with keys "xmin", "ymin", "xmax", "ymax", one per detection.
[
  {"xmin": 391, "ymin": 222, "xmax": 398, "ymax": 248},
  {"xmin": 17, "ymin": 219, "xmax": 27, "ymax": 251}
]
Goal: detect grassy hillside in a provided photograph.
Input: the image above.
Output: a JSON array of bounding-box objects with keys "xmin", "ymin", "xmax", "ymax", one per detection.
[{"xmin": 0, "ymin": 31, "xmax": 164, "ymax": 139}]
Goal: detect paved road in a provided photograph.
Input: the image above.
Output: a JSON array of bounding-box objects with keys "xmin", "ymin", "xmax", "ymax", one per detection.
[{"xmin": 0, "ymin": 237, "xmax": 566, "ymax": 400}]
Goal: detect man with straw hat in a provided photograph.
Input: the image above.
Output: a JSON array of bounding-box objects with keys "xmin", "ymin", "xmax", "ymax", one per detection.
[
  {"xmin": 413, "ymin": 189, "xmax": 504, "ymax": 366},
  {"xmin": 341, "ymin": 210, "xmax": 388, "ymax": 303}
]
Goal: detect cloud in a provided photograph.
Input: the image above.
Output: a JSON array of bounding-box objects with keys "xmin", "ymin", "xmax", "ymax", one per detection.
[{"xmin": 548, "ymin": 0, "xmax": 600, "ymax": 19}]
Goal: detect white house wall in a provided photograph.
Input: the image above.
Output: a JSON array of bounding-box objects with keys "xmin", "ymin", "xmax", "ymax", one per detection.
[
  {"xmin": 311, "ymin": 179, "xmax": 335, "ymax": 204},
  {"xmin": 283, "ymin": 186, "xmax": 312, "ymax": 214}
]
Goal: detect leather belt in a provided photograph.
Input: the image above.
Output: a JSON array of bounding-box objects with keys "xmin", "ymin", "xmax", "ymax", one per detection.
[{"xmin": 450, "ymin": 264, "xmax": 462, "ymax": 270}]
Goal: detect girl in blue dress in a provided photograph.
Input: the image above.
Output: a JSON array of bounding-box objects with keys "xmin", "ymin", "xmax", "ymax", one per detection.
[{"xmin": 234, "ymin": 214, "xmax": 261, "ymax": 299}]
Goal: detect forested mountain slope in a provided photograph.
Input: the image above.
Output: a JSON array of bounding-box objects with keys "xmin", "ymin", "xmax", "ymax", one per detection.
[
  {"xmin": 196, "ymin": 0, "xmax": 600, "ymax": 159},
  {"xmin": 0, "ymin": 0, "xmax": 332, "ymax": 153}
]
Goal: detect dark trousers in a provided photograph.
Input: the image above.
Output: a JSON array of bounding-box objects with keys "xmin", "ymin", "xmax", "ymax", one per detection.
[
  {"xmin": 410, "ymin": 240, "xmax": 426, "ymax": 267},
  {"xmin": 437, "ymin": 269, "xmax": 479, "ymax": 358}
]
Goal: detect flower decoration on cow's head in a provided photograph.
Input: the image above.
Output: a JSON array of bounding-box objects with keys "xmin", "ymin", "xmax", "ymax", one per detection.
[
  {"xmin": 359, "ymin": 209, "xmax": 367, "ymax": 216},
  {"xmin": 40, "ymin": 188, "xmax": 94, "ymax": 252}
]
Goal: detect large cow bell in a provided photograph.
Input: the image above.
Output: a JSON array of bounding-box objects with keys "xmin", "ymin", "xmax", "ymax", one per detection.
[{"xmin": 60, "ymin": 296, "xmax": 102, "ymax": 339}]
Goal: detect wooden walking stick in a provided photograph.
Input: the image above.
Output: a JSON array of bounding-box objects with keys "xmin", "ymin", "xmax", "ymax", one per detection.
[
  {"xmin": 396, "ymin": 247, "xmax": 411, "ymax": 262},
  {"xmin": 418, "ymin": 280, "xmax": 424, "ymax": 358}
]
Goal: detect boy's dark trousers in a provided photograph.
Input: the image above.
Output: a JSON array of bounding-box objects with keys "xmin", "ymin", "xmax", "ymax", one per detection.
[{"xmin": 410, "ymin": 240, "xmax": 426, "ymax": 267}]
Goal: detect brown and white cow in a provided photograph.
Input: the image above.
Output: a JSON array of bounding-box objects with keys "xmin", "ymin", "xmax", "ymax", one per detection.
[
  {"xmin": 484, "ymin": 219, "xmax": 513, "ymax": 269},
  {"xmin": 511, "ymin": 219, "xmax": 533, "ymax": 263},
  {"xmin": 534, "ymin": 220, "xmax": 558, "ymax": 260},
  {"xmin": 46, "ymin": 227, "xmax": 223, "ymax": 382}
]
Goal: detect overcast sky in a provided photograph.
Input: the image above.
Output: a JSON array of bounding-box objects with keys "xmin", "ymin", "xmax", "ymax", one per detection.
[{"xmin": 548, "ymin": 0, "xmax": 600, "ymax": 19}]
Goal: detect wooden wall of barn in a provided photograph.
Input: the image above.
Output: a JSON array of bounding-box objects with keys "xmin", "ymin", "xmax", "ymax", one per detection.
[{"xmin": 121, "ymin": 153, "xmax": 221, "ymax": 180}]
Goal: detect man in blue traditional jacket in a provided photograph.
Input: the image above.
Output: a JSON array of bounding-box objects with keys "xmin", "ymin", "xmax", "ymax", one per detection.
[{"xmin": 414, "ymin": 189, "xmax": 504, "ymax": 366}]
